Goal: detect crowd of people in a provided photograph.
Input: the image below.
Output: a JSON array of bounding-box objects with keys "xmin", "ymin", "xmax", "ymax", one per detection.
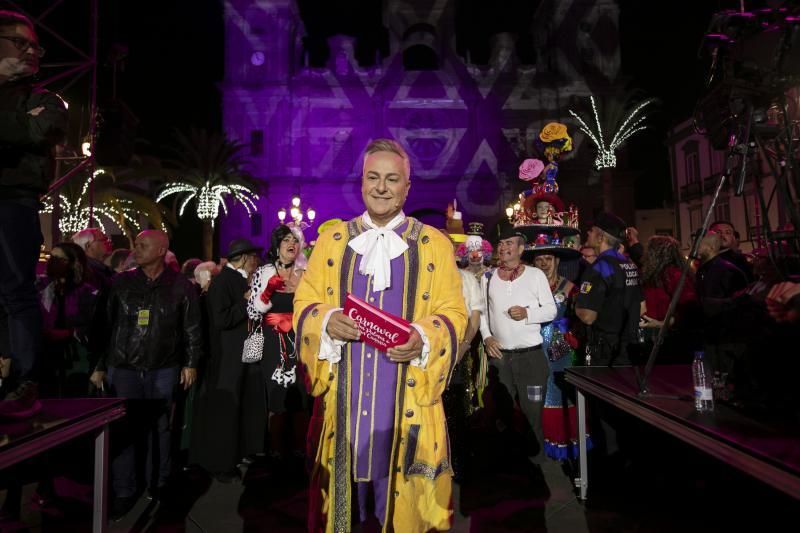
[{"xmin": 3, "ymin": 9, "xmax": 800, "ymax": 530}]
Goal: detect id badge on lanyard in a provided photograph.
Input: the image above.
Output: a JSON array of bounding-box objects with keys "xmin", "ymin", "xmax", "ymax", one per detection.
[{"xmin": 137, "ymin": 309, "xmax": 151, "ymax": 327}]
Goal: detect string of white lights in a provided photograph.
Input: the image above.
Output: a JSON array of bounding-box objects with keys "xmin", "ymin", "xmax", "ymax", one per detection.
[
  {"xmin": 569, "ymin": 96, "xmax": 654, "ymax": 170},
  {"xmin": 156, "ymin": 179, "xmax": 260, "ymax": 226},
  {"xmin": 41, "ymin": 169, "xmax": 156, "ymax": 235}
]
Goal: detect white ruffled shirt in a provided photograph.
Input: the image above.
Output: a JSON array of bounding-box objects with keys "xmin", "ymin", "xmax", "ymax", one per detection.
[
  {"xmin": 318, "ymin": 212, "xmax": 430, "ymax": 368},
  {"xmin": 348, "ymin": 212, "xmax": 409, "ymax": 291}
]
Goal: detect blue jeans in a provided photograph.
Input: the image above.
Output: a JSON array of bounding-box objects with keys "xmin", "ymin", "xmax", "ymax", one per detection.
[
  {"xmin": 108, "ymin": 366, "xmax": 180, "ymax": 498},
  {"xmin": 0, "ymin": 199, "xmax": 43, "ymax": 383}
]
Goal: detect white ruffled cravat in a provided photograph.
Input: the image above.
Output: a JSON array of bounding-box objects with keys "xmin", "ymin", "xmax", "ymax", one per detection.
[{"xmin": 348, "ymin": 211, "xmax": 409, "ymax": 292}]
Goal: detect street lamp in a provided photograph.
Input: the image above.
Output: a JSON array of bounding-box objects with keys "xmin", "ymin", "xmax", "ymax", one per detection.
[
  {"xmin": 277, "ymin": 195, "xmax": 315, "ymax": 228},
  {"xmin": 505, "ymin": 201, "xmax": 521, "ymax": 222}
]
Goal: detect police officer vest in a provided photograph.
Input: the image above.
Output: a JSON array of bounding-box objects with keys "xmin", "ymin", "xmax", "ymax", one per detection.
[{"xmin": 593, "ymin": 253, "xmax": 642, "ymax": 344}]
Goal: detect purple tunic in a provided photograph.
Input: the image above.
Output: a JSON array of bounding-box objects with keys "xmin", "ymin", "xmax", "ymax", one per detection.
[{"xmin": 349, "ymin": 220, "xmax": 408, "ymax": 521}]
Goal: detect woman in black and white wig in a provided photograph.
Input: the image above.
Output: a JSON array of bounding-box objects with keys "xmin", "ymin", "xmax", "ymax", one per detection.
[{"xmin": 247, "ymin": 224, "xmax": 308, "ymax": 460}]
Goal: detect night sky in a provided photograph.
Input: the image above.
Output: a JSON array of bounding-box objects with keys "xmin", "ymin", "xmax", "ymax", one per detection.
[{"xmin": 3, "ymin": 0, "xmax": 770, "ymax": 253}]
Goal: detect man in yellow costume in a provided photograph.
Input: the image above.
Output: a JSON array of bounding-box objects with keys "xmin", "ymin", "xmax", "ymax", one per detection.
[{"xmin": 294, "ymin": 139, "xmax": 466, "ymax": 532}]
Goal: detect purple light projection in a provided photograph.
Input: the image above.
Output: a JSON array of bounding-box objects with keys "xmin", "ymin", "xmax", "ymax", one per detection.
[{"xmin": 219, "ymin": 0, "xmax": 622, "ymax": 250}]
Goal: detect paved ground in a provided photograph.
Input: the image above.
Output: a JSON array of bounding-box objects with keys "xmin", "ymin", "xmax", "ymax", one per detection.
[{"xmin": 3, "ymin": 409, "xmax": 800, "ymax": 532}]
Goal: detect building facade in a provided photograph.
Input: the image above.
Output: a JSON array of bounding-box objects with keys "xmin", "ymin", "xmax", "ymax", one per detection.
[
  {"xmin": 667, "ymin": 118, "xmax": 785, "ymax": 253},
  {"xmin": 219, "ymin": 0, "xmax": 628, "ymax": 247}
]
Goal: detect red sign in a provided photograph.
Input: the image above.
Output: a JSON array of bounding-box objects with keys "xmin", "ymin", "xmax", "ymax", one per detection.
[{"xmin": 343, "ymin": 293, "xmax": 412, "ymax": 351}]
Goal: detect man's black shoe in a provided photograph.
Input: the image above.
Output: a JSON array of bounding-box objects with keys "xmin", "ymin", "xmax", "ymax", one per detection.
[
  {"xmin": 109, "ymin": 495, "xmax": 137, "ymax": 521},
  {"xmin": 0, "ymin": 381, "xmax": 42, "ymax": 419}
]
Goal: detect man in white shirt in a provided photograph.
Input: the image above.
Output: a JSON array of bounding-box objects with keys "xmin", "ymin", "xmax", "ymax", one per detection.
[{"xmin": 480, "ymin": 228, "xmax": 557, "ymax": 463}]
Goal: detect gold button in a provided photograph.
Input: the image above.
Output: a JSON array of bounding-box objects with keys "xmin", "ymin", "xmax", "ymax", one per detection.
[
  {"xmin": 327, "ymin": 287, "xmax": 334, "ymax": 295},
  {"xmin": 433, "ymin": 320, "xmax": 441, "ymax": 328},
  {"xmin": 327, "ymin": 431, "xmax": 334, "ymax": 439},
  {"xmin": 421, "ymin": 236, "xmax": 429, "ymax": 244},
  {"xmin": 405, "ymin": 409, "xmax": 414, "ymax": 418},
  {"xmin": 439, "ymin": 374, "xmax": 445, "ymax": 382},
  {"xmin": 394, "ymin": 491, "xmax": 400, "ymax": 497},
  {"xmin": 369, "ymin": 297, "xmax": 375, "ymax": 302},
  {"xmin": 439, "ymin": 349, "xmax": 446, "ymax": 356},
  {"xmin": 329, "ymin": 372, "xmax": 335, "ymax": 380},
  {"xmin": 407, "ymin": 378, "xmax": 416, "ymax": 387},
  {"xmin": 304, "ymin": 336, "xmax": 310, "ymax": 345},
  {"xmin": 362, "ymin": 410, "xmax": 368, "ymax": 416},
  {"xmin": 311, "ymin": 309, "xmax": 319, "ymax": 317},
  {"xmin": 422, "ymin": 292, "xmax": 430, "ymax": 300},
  {"xmin": 327, "ymin": 258, "xmax": 334, "ymax": 266},
  {"xmin": 427, "ymin": 263, "xmax": 435, "ymax": 272},
  {"xmin": 333, "ymin": 232, "xmax": 342, "ymax": 240}
]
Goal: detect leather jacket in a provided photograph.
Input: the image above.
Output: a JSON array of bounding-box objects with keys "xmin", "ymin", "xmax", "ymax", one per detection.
[{"xmin": 99, "ymin": 266, "xmax": 204, "ymax": 371}]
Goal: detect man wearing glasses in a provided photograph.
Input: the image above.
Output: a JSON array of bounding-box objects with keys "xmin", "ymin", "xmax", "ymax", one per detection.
[
  {"xmin": 0, "ymin": 11, "xmax": 67, "ymax": 417},
  {"xmin": 72, "ymin": 228, "xmax": 115, "ymax": 291}
]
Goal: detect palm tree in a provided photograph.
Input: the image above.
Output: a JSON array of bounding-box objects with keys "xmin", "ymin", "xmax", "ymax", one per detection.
[
  {"xmin": 569, "ymin": 95, "xmax": 657, "ymax": 212},
  {"xmin": 42, "ymin": 163, "xmax": 172, "ymax": 243},
  {"xmin": 156, "ymin": 129, "xmax": 260, "ymax": 260}
]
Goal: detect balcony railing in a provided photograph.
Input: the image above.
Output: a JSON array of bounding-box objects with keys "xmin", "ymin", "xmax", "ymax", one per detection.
[{"xmin": 680, "ymin": 182, "xmax": 702, "ymax": 201}]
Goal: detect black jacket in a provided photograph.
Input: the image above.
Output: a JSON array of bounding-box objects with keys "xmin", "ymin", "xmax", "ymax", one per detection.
[
  {"xmin": 0, "ymin": 78, "xmax": 68, "ymax": 199},
  {"xmin": 100, "ymin": 266, "xmax": 204, "ymax": 371},
  {"xmin": 696, "ymin": 255, "xmax": 748, "ymax": 301},
  {"xmin": 87, "ymin": 257, "xmax": 114, "ymax": 294},
  {"xmin": 206, "ymin": 266, "xmax": 249, "ymax": 362}
]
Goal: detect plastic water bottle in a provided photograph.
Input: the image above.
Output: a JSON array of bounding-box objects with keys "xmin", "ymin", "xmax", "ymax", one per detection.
[{"xmin": 692, "ymin": 351, "xmax": 715, "ymax": 412}]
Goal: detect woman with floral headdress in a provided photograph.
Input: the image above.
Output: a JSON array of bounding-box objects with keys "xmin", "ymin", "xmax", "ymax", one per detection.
[
  {"xmin": 248, "ymin": 224, "xmax": 309, "ymax": 460},
  {"xmin": 523, "ymin": 242, "xmax": 591, "ymax": 465}
]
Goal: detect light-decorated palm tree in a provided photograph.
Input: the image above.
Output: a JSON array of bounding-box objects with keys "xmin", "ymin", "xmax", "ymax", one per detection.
[
  {"xmin": 156, "ymin": 129, "xmax": 260, "ymax": 260},
  {"xmin": 569, "ymin": 95, "xmax": 657, "ymax": 212},
  {"xmin": 41, "ymin": 162, "xmax": 171, "ymax": 243}
]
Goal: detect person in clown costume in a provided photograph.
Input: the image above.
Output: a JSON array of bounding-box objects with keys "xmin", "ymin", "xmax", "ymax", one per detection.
[{"xmin": 456, "ymin": 222, "xmax": 493, "ymax": 283}]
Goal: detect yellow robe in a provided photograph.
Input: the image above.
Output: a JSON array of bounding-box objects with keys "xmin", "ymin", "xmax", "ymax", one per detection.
[{"xmin": 293, "ymin": 217, "xmax": 467, "ymax": 532}]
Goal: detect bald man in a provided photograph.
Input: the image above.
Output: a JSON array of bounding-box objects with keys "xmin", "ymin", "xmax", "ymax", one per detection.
[{"xmin": 94, "ymin": 230, "xmax": 204, "ymax": 520}]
